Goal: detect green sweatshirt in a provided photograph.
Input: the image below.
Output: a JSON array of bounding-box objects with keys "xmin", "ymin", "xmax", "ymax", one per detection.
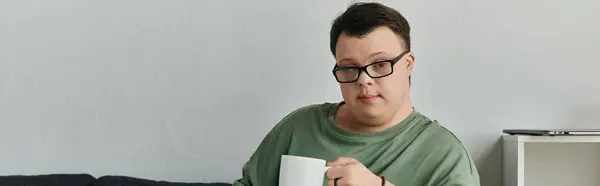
[{"xmin": 233, "ymin": 102, "xmax": 480, "ymax": 186}]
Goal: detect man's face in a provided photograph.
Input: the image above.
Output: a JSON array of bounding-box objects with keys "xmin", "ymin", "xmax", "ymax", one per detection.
[{"xmin": 334, "ymin": 26, "xmax": 414, "ymax": 124}]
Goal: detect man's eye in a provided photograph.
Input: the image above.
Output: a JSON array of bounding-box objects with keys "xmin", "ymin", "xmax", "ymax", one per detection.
[
  {"xmin": 340, "ymin": 67, "xmax": 359, "ymax": 71},
  {"xmin": 373, "ymin": 62, "xmax": 388, "ymax": 68}
]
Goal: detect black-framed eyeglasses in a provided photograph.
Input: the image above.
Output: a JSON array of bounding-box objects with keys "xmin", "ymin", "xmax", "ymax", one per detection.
[{"xmin": 332, "ymin": 51, "xmax": 410, "ymax": 83}]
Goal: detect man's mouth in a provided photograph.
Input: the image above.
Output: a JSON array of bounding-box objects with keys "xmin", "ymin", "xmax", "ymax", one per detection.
[{"xmin": 358, "ymin": 94, "xmax": 380, "ymax": 103}]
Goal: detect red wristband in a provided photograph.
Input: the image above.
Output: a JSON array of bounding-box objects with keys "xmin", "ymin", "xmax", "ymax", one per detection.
[{"xmin": 380, "ymin": 176, "xmax": 386, "ymax": 186}]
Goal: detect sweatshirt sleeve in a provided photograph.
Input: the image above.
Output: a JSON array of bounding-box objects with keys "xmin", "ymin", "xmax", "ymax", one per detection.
[
  {"xmin": 232, "ymin": 110, "xmax": 299, "ymax": 186},
  {"xmin": 435, "ymin": 157, "xmax": 481, "ymax": 186},
  {"xmin": 434, "ymin": 154, "xmax": 481, "ymax": 186},
  {"xmin": 432, "ymin": 136, "xmax": 481, "ymax": 186}
]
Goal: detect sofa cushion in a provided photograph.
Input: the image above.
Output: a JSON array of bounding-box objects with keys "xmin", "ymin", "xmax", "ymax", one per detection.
[
  {"xmin": 93, "ymin": 176, "xmax": 230, "ymax": 186},
  {"xmin": 0, "ymin": 174, "xmax": 95, "ymax": 186}
]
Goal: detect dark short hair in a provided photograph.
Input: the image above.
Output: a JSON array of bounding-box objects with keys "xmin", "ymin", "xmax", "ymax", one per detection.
[{"xmin": 329, "ymin": 2, "xmax": 411, "ymax": 57}]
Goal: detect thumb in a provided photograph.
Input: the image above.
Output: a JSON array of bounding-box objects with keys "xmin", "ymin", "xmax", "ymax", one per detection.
[{"xmin": 328, "ymin": 157, "xmax": 359, "ymax": 166}]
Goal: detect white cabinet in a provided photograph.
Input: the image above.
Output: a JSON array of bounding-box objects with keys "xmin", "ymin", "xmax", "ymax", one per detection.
[{"xmin": 502, "ymin": 135, "xmax": 600, "ymax": 186}]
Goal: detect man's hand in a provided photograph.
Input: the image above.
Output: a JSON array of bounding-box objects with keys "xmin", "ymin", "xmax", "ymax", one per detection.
[{"xmin": 325, "ymin": 157, "xmax": 382, "ymax": 186}]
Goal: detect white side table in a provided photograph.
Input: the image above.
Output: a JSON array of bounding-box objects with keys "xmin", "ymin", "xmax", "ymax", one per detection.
[{"xmin": 502, "ymin": 135, "xmax": 600, "ymax": 186}]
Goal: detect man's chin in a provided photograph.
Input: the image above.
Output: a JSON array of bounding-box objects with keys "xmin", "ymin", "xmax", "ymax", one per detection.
[{"xmin": 352, "ymin": 106, "xmax": 383, "ymax": 119}]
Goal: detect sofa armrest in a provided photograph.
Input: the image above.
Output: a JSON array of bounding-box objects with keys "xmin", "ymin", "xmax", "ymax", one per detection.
[
  {"xmin": 93, "ymin": 176, "xmax": 230, "ymax": 186},
  {"xmin": 0, "ymin": 174, "xmax": 95, "ymax": 186}
]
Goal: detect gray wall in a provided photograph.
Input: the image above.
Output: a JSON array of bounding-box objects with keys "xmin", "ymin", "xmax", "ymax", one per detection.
[{"xmin": 1, "ymin": 0, "xmax": 598, "ymax": 186}]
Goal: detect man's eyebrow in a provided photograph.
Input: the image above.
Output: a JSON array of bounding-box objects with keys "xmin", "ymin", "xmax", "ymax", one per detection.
[
  {"xmin": 336, "ymin": 57, "xmax": 355, "ymax": 65},
  {"xmin": 338, "ymin": 52, "xmax": 388, "ymax": 62},
  {"xmin": 337, "ymin": 57, "xmax": 352, "ymax": 62},
  {"xmin": 336, "ymin": 52, "xmax": 390, "ymax": 65},
  {"xmin": 368, "ymin": 52, "xmax": 387, "ymax": 58}
]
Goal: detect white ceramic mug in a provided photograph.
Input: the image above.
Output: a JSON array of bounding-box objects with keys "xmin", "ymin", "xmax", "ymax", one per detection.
[{"xmin": 279, "ymin": 155, "xmax": 330, "ymax": 186}]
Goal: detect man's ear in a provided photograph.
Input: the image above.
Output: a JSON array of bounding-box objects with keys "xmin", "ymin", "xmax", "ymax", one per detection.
[{"xmin": 406, "ymin": 52, "xmax": 415, "ymax": 76}]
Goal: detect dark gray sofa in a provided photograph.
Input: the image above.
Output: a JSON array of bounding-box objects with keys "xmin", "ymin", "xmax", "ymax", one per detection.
[{"xmin": 0, "ymin": 174, "xmax": 230, "ymax": 186}]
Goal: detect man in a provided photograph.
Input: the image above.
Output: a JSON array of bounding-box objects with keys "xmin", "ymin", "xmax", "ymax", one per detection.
[{"xmin": 233, "ymin": 2, "xmax": 480, "ymax": 186}]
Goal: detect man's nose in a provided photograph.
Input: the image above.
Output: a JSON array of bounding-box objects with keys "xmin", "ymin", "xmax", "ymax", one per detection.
[{"xmin": 356, "ymin": 70, "xmax": 374, "ymax": 86}]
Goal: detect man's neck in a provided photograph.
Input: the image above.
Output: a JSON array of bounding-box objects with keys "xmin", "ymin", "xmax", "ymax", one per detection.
[{"xmin": 336, "ymin": 102, "xmax": 414, "ymax": 133}]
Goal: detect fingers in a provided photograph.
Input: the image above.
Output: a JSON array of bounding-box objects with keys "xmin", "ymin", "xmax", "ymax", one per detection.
[
  {"xmin": 326, "ymin": 157, "xmax": 358, "ymax": 179},
  {"xmin": 326, "ymin": 165, "xmax": 345, "ymax": 180},
  {"xmin": 327, "ymin": 177, "xmax": 349, "ymax": 186},
  {"xmin": 328, "ymin": 157, "xmax": 359, "ymax": 166},
  {"xmin": 326, "ymin": 157, "xmax": 360, "ymax": 185},
  {"xmin": 327, "ymin": 178, "xmax": 336, "ymax": 186}
]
